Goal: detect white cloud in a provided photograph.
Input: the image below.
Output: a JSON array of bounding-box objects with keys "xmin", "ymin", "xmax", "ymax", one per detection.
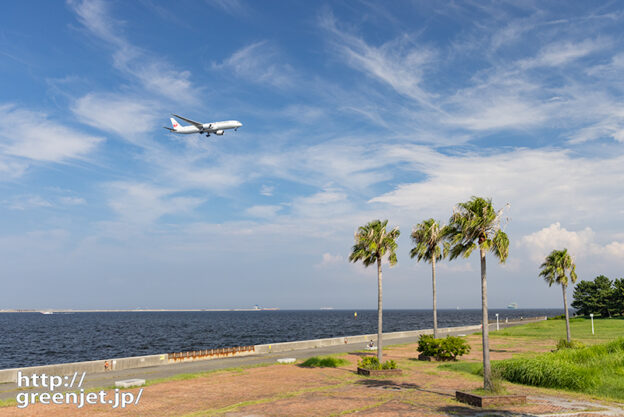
[
  {"xmin": 521, "ymin": 38, "xmax": 609, "ymax": 68},
  {"xmin": 604, "ymin": 241, "xmax": 624, "ymax": 258},
  {"xmin": 521, "ymin": 222, "xmax": 594, "ymax": 263},
  {"xmin": 260, "ymin": 185, "xmax": 274, "ymax": 196},
  {"xmin": 212, "ymin": 41, "xmax": 295, "ymax": 88},
  {"xmin": 205, "ymin": 0, "xmax": 247, "ymax": 15},
  {"xmin": 316, "ymin": 252, "xmax": 344, "ymax": 268},
  {"xmin": 107, "ymin": 182, "xmax": 204, "ymax": 225},
  {"xmin": 245, "ymin": 205, "xmax": 281, "ymax": 219},
  {"xmin": 59, "ymin": 196, "xmax": 87, "ymax": 206},
  {"xmin": 68, "ymin": 0, "xmax": 197, "ymax": 103},
  {"xmin": 0, "ymin": 157, "xmax": 28, "ymax": 180},
  {"xmin": 369, "ymin": 147, "xmax": 624, "ymax": 226},
  {"xmin": 4, "ymin": 195, "xmax": 53, "ymax": 210},
  {"xmin": 0, "ymin": 104, "xmax": 102, "ymax": 163},
  {"xmin": 521, "ymin": 222, "xmax": 624, "ymax": 264},
  {"xmin": 71, "ymin": 93, "xmax": 159, "ymax": 140},
  {"xmin": 319, "ymin": 10, "xmax": 436, "ymax": 108}
]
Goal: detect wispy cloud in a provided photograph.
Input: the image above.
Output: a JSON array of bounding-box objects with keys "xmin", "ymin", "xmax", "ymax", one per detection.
[
  {"xmin": 520, "ymin": 38, "xmax": 610, "ymax": 69},
  {"xmin": 319, "ymin": 10, "xmax": 436, "ymax": 109},
  {"xmin": 212, "ymin": 41, "xmax": 295, "ymax": 88},
  {"xmin": 106, "ymin": 182, "xmax": 204, "ymax": 225},
  {"xmin": 71, "ymin": 93, "xmax": 159, "ymax": 142},
  {"xmin": 68, "ymin": 0, "xmax": 198, "ymax": 103},
  {"xmin": 205, "ymin": 0, "xmax": 247, "ymax": 15},
  {"xmin": 0, "ymin": 103, "xmax": 102, "ymax": 163},
  {"xmin": 259, "ymin": 185, "xmax": 274, "ymax": 196},
  {"xmin": 245, "ymin": 204, "xmax": 281, "ymax": 219}
]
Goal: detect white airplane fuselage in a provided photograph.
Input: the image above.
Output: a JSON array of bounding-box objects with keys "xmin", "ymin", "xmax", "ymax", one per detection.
[
  {"xmin": 173, "ymin": 120, "xmax": 242, "ymax": 135},
  {"xmin": 166, "ymin": 115, "xmax": 242, "ymax": 137}
]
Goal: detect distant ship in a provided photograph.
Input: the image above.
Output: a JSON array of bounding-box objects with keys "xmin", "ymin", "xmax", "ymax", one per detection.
[
  {"xmin": 40, "ymin": 311, "xmax": 53, "ymax": 315},
  {"xmin": 507, "ymin": 302, "xmax": 518, "ymax": 309}
]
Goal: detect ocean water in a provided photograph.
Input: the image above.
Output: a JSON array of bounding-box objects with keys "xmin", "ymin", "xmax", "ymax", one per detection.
[{"xmin": 0, "ymin": 308, "xmax": 561, "ymax": 369}]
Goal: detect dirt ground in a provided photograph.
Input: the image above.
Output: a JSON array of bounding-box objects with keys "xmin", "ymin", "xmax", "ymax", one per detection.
[{"xmin": 3, "ymin": 334, "xmax": 623, "ymax": 417}]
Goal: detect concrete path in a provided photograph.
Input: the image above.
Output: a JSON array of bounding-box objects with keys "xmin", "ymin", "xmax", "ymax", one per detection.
[{"xmin": 0, "ymin": 319, "xmax": 538, "ymax": 401}]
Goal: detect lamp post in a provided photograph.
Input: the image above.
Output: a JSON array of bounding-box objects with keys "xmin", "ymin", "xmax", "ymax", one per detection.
[
  {"xmin": 590, "ymin": 313, "xmax": 594, "ymax": 335},
  {"xmin": 495, "ymin": 313, "xmax": 499, "ymax": 331}
]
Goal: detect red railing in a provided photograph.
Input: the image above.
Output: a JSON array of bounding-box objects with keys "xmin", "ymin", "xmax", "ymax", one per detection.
[{"xmin": 168, "ymin": 345, "xmax": 255, "ymax": 361}]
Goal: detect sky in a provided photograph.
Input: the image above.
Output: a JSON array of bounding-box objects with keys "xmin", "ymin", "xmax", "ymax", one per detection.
[{"xmin": 1, "ymin": 0, "xmax": 623, "ymax": 310}]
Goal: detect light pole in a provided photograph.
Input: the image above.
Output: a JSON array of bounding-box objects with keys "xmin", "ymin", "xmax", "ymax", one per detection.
[
  {"xmin": 495, "ymin": 313, "xmax": 499, "ymax": 331},
  {"xmin": 590, "ymin": 313, "xmax": 594, "ymax": 335}
]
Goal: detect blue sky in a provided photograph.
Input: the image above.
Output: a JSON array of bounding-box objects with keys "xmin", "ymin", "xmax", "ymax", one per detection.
[{"xmin": 1, "ymin": 0, "xmax": 623, "ymax": 309}]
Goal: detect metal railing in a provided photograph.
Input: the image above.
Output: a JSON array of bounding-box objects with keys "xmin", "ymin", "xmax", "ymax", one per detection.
[{"xmin": 168, "ymin": 345, "xmax": 255, "ymax": 362}]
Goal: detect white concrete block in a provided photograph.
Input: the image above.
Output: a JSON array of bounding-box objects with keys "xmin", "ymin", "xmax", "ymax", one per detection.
[
  {"xmin": 115, "ymin": 378, "xmax": 145, "ymax": 388},
  {"xmin": 276, "ymin": 358, "xmax": 296, "ymax": 364}
]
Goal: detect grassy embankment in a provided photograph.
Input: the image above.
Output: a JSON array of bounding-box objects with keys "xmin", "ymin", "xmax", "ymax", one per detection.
[
  {"xmin": 299, "ymin": 356, "xmax": 349, "ymax": 368},
  {"xmin": 442, "ymin": 317, "xmax": 624, "ymax": 400}
]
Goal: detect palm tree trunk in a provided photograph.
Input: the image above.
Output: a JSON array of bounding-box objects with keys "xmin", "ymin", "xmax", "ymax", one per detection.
[
  {"xmin": 377, "ymin": 257, "xmax": 383, "ymax": 362},
  {"xmin": 480, "ymin": 247, "xmax": 492, "ymax": 391},
  {"xmin": 562, "ymin": 283, "xmax": 571, "ymax": 343},
  {"xmin": 432, "ymin": 256, "xmax": 438, "ymax": 339}
]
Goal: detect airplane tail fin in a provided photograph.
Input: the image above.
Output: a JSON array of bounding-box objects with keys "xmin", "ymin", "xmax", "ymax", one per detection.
[{"xmin": 170, "ymin": 118, "xmax": 180, "ymax": 130}]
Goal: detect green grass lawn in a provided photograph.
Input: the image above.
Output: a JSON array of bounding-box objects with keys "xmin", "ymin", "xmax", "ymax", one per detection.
[
  {"xmin": 492, "ymin": 317, "xmax": 624, "ymax": 343},
  {"xmin": 445, "ymin": 318, "xmax": 624, "ymax": 401}
]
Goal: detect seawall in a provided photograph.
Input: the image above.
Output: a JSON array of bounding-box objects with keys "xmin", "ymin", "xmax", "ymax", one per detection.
[{"xmin": 0, "ymin": 316, "xmax": 545, "ymax": 384}]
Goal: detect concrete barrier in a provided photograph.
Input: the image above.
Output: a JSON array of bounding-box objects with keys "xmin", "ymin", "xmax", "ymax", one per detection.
[
  {"xmin": 0, "ymin": 354, "xmax": 167, "ymax": 384},
  {"xmin": 0, "ymin": 317, "xmax": 544, "ymax": 384},
  {"xmin": 254, "ymin": 324, "xmax": 484, "ymax": 354}
]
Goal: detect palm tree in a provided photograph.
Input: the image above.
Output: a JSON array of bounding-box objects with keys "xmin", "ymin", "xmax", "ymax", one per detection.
[
  {"xmin": 539, "ymin": 248, "xmax": 578, "ymax": 343},
  {"xmin": 349, "ymin": 219, "xmax": 400, "ymax": 362},
  {"xmin": 445, "ymin": 197, "xmax": 509, "ymax": 391},
  {"xmin": 410, "ymin": 219, "xmax": 447, "ymax": 339}
]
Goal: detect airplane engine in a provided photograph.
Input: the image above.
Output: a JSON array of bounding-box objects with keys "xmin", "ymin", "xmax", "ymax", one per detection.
[{"xmin": 215, "ymin": 130, "xmax": 224, "ymax": 135}]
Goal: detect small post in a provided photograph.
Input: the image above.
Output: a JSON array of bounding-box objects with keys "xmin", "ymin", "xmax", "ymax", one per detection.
[
  {"xmin": 495, "ymin": 313, "xmax": 499, "ymax": 331},
  {"xmin": 590, "ymin": 313, "xmax": 594, "ymax": 335}
]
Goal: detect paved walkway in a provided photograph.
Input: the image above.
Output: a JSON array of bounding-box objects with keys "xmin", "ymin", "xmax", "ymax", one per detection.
[{"xmin": 0, "ymin": 319, "xmax": 539, "ymax": 401}]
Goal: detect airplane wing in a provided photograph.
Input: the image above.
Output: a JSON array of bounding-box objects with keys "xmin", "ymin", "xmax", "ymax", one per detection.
[
  {"xmin": 163, "ymin": 126, "xmax": 174, "ymax": 131},
  {"xmin": 172, "ymin": 114, "xmax": 204, "ymax": 129}
]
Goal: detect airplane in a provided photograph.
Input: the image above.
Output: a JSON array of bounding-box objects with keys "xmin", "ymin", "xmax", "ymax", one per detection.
[{"xmin": 164, "ymin": 114, "xmax": 243, "ymax": 137}]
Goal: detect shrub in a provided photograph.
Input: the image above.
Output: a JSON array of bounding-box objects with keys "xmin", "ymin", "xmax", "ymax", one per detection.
[
  {"xmin": 417, "ymin": 335, "xmax": 471, "ymax": 360},
  {"xmin": 547, "ymin": 314, "xmax": 566, "ymax": 320},
  {"xmin": 417, "ymin": 334, "xmax": 439, "ymax": 356},
  {"xmin": 358, "ymin": 356, "xmax": 381, "ymax": 370},
  {"xmin": 357, "ymin": 356, "xmax": 397, "ymax": 370},
  {"xmin": 556, "ymin": 339, "xmax": 586, "ymax": 350},
  {"xmin": 382, "ymin": 359, "xmax": 397, "ymax": 370},
  {"xmin": 299, "ymin": 356, "xmax": 348, "ymax": 368},
  {"xmin": 439, "ymin": 336, "xmax": 471, "ymax": 360}
]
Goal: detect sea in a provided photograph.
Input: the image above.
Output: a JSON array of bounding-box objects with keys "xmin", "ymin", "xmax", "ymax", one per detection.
[{"xmin": 0, "ymin": 308, "xmax": 561, "ymax": 369}]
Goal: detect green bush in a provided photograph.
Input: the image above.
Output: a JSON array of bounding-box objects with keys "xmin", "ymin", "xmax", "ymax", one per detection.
[
  {"xmin": 382, "ymin": 359, "xmax": 397, "ymax": 369},
  {"xmin": 547, "ymin": 314, "xmax": 566, "ymax": 320},
  {"xmin": 357, "ymin": 356, "xmax": 397, "ymax": 370},
  {"xmin": 417, "ymin": 334, "xmax": 471, "ymax": 360},
  {"xmin": 556, "ymin": 339, "xmax": 586, "ymax": 350},
  {"xmin": 417, "ymin": 334, "xmax": 439, "ymax": 356},
  {"xmin": 299, "ymin": 356, "xmax": 348, "ymax": 368}
]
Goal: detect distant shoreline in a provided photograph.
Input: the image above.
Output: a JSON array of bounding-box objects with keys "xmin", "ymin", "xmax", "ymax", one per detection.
[
  {"xmin": 0, "ymin": 308, "xmax": 281, "ymax": 313},
  {"xmin": 0, "ymin": 307, "xmax": 561, "ymax": 313}
]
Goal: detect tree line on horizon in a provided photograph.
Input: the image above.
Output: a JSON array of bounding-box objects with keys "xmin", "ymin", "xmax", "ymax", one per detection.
[
  {"xmin": 348, "ymin": 195, "xmax": 605, "ymax": 393},
  {"xmin": 572, "ymin": 275, "xmax": 624, "ymax": 317}
]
